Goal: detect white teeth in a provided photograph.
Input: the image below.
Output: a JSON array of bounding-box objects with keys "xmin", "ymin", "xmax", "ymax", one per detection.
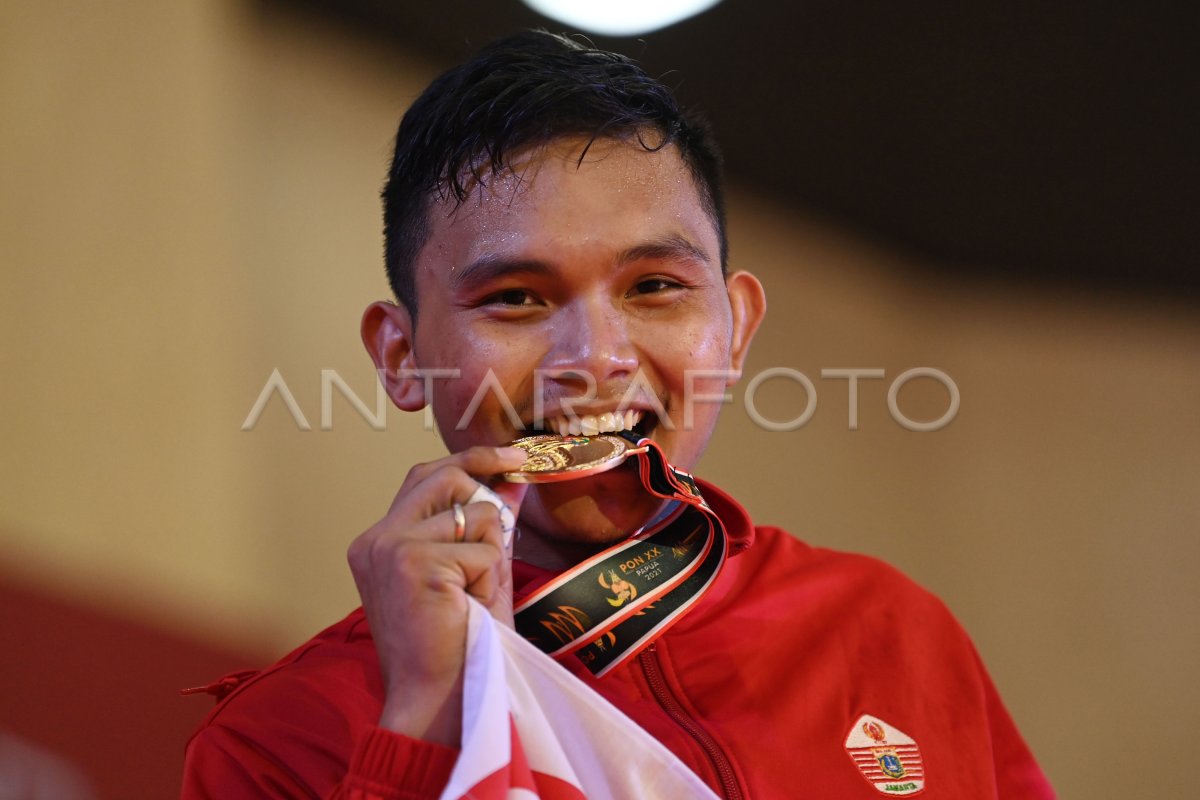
[{"xmin": 545, "ymin": 409, "xmax": 643, "ymax": 436}]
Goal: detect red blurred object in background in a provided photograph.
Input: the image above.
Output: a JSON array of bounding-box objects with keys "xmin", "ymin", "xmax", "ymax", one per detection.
[{"xmin": 0, "ymin": 568, "xmax": 267, "ymax": 800}]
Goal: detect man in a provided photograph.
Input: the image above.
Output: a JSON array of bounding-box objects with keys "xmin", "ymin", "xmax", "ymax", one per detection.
[{"xmin": 183, "ymin": 31, "xmax": 1054, "ymax": 798}]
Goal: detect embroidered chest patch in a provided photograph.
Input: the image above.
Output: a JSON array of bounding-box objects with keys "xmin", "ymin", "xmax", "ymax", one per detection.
[{"xmin": 844, "ymin": 714, "xmax": 926, "ymax": 796}]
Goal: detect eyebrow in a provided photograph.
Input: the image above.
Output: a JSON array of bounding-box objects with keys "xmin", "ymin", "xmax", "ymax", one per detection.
[
  {"xmin": 449, "ymin": 255, "xmax": 555, "ymax": 292},
  {"xmin": 615, "ymin": 234, "xmax": 712, "ymax": 268},
  {"xmin": 449, "ymin": 233, "xmax": 712, "ymax": 291}
]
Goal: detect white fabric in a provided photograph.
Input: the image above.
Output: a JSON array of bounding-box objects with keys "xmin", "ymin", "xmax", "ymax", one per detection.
[
  {"xmin": 439, "ymin": 598, "xmax": 721, "ymax": 800},
  {"xmin": 467, "ymin": 483, "xmax": 517, "ymax": 549}
]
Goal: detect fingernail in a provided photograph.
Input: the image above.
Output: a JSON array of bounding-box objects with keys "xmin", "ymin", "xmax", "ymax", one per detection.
[{"xmin": 499, "ymin": 446, "xmax": 527, "ymax": 462}]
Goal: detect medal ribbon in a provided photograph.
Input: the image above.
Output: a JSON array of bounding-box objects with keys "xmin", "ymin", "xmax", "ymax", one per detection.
[{"xmin": 513, "ymin": 434, "xmax": 728, "ymax": 677}]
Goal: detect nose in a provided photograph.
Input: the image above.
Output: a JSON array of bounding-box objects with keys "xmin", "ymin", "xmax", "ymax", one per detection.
[{"xmin": 541, "ymin": 297, "xmax": 639, "ymax": 388}]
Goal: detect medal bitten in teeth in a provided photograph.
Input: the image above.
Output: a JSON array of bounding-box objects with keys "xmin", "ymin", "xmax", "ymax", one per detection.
[
  {"xmin": 503, "ymin": 409, "xmax": 648, "ymax": 483},
  {"xmin": 502, "ymin": 433, "xmax": 642, "ymax": 483}
]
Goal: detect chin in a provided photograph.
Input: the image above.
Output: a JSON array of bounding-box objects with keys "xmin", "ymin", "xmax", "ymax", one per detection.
[{"xmin": 520, "ymin": 461, "xmax": 664, "ymax": 543}]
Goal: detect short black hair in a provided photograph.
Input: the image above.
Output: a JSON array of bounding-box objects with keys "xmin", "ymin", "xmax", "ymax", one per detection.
[{"xmin": 382, "ymin": 30, "xmax": 727, "ymax": 314}]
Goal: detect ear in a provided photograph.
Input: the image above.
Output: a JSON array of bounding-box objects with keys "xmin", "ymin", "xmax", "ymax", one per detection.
[
  {"xmin": 361, "ymin": 301, "xmax": 427, "ymax": 411},
  {"xmin": 725, "ymin": 271, "xmax": 767, "ymax": 384}
]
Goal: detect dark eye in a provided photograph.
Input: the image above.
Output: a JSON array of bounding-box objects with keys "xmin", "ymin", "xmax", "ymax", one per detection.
[
  {"xmin": 489, "ymin": 289, "xmax": 536, "ymax": 306},
  {"xmin": 631, "ymin": 278, "xmax": 680, "ymax": 295}
]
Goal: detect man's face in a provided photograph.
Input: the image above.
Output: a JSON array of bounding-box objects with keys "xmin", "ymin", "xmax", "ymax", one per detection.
[{"xmin": 377, "ymin": 136, "xmax": 762, "ymax": 545}]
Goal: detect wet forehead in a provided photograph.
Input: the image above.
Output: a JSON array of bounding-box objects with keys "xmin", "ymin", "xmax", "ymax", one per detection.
[{"xmin": 418, "ymin": 137, "xmax": 717, "ymax": 277}]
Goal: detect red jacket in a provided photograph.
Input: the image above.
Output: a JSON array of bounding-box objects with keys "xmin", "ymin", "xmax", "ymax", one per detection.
[{"xmin": 182, "ymin": 481, "xmax": 1054, "ymax": 799}]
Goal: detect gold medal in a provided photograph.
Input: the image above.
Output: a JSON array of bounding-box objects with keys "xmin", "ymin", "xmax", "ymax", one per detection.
[{"xmin": 502, "ymin": 434, "xmax": 637, "ymax": 483}]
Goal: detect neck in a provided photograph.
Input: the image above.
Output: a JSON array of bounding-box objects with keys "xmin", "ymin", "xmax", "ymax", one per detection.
[
  {"xmin": 512, "ymin": 497, "xmax": 679, "ymax": 571},
  {"xmin": 512, "ymin": 531, "xmax": 612, "ymax": 572}
]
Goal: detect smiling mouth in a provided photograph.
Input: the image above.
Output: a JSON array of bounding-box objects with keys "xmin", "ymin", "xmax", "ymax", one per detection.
[{"xmin": 535, "ymin": 409, "xmax": 653, "ymax": 438}]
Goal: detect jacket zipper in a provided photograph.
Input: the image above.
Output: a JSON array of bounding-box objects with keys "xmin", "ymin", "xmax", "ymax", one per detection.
[{"xmin": 640, "ymin": 644, "xmax": 744, "ymax": 800}]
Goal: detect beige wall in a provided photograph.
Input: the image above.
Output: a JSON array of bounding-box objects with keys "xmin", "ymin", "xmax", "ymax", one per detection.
[{"xmin": 2, "ymin": 1, "xmax": 1197, "ymax": 795}]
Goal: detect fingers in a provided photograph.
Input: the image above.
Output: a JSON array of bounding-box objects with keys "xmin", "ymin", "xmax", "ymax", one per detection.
[
  {"xmin": 444, "ymin": 500, "xmax": 505, "ymax": 548},
  {"xmin": 394, "ymin": 445, "xmax": 527, "ymax": 504},
  {"xmin": 380, "ymin": 447, "xmax": 525, "ymax": 549},
  {"xmin": 385, "ymin": 447, "xmax": 527, "ymax": 535},
  {"xmin": 347, "ymin": 532, "xmax": 507, "ymax": 610},
  {"xmin": 347, "ymin": 445, "xmax": 525, "ymax": 649},
  {"xmin": 348, "ymin": 476, "xmax": 511, "ymax": 603},
  {"xmin": 349, "ymin": 500, "xmax": 504, "ymax": 573},
  {"xmin": 350, "ymin": 447, "xmax": 528, "ymax": 745}
]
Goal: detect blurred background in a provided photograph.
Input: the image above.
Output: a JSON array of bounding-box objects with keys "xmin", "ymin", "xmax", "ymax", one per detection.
[{"xmin": 2, "ymin": 1, "xmax": 1196, "ymax": 797}]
